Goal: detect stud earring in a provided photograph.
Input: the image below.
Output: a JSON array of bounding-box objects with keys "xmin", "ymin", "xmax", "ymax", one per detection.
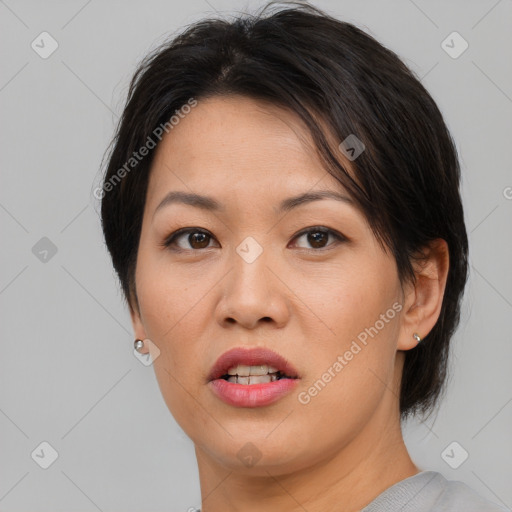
[
  {"xmin": 134, "ymin": 339, "xmax": 145, "ymax": 352},
  {"xmin": 413, "ymin": 332, "xmax": 422, "ymax": 343}
]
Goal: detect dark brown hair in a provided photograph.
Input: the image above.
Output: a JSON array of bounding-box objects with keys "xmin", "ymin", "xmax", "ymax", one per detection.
[{"xmin": 99, "ymin": 1, "xmax": 469, "ymax": 418}]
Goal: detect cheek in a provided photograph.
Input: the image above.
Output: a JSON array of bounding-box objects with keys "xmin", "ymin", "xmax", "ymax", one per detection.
[
  {"xmin": 299, "ymin": 252, "xmax": 400, "ymax": 347},
  {"xmin": 135, "ymin": 236, "xmax": 210, "ymax": 333},
  {"xmin": 136, "ymin": 265, "xmax": 210, "ymax": 354},
  {"xmin": 135, "ymin": 254, "xmax": 212, "ymax": 431},
  {"xmin": 296, "ymin": 256, "xmax": 401, "ymax": 410},
  {"xmin": 134, "ymin": 243, "xmax": 219, "ymax": 395}
]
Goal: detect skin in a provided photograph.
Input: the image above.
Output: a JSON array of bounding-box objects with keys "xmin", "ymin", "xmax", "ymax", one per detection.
[{"xmin": 130, "ymin": 95, "xmax": 449, "ymax": 511}]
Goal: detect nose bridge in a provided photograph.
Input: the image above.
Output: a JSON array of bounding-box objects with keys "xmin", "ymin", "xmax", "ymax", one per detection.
[
  {"xmin": 217, "ymin": 234, "xmax": 288, "ymax": 328},
  {"xmin": 230, "ymin": 234, "xmax": 271, "ymax": 299},
  {"xmin": 235, "ymin": 235, "xmax": 266, "ymax": 267}
]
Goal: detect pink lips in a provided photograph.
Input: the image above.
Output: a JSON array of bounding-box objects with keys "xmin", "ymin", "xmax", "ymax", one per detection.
[{"xmin": 207, "ymin": 347, "xmax": 300, "ymax": 408}]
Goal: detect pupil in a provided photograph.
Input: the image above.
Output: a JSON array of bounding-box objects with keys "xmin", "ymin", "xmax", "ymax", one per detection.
[
  {"xmin": 308, "ymin": 231, "xmax": 327, "ymax": 248},
  {"xmin": 190, "ymin": 232, "xmax": 209, "ymax": 249}
]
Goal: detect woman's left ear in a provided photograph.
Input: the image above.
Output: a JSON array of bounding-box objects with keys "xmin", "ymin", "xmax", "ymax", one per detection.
[{"xmin": 397, "ymin": 238, "xmax": 450, "ymax": 351}]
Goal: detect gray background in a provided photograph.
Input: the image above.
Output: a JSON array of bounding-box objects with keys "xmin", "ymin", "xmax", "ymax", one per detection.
[{"xmin": 1, "ymin": 0, "xmax": 511, "ymax": 510}]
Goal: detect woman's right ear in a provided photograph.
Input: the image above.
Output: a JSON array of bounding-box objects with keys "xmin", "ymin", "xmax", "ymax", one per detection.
[{"xmin": 129, "ymin": 304, "xmax": 148, "ymax": 351}]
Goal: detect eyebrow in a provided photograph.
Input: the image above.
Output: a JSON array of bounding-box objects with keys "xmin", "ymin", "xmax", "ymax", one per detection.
[{"xmin": 153, "ymin": 189, "xmax": 354, "ymax": 218}]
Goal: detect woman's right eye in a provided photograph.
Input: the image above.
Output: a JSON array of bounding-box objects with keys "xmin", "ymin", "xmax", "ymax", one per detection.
[{"xmin": 163, "ymin": 228, "xmax": 217, "ymax": 251}]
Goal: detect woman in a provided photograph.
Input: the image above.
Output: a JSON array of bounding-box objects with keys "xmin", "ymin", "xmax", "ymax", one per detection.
[{"xmin": 99, "ymin": 2, "xmax": 507, "ymax": 510}]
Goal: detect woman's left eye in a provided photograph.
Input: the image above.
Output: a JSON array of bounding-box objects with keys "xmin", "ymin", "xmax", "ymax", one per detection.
[{"xmin": 291, "ymin": 227, "xmax": 346, "ymax": 250}]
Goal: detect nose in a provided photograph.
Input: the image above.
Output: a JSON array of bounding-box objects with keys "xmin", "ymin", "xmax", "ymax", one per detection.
[{"xmin": 215, "ymin": 245, "xmax": 290, "ymax": 330}]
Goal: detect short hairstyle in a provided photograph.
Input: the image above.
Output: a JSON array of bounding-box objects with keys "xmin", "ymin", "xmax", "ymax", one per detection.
[{"xmin": 99, "ymin": 1, "xmax": 469, "ymax": 418}]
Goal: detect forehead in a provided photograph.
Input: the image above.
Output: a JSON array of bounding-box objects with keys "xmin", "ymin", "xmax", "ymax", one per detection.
[{"xmin": 147, "ymin": 95, "xmax": 349, "ymax": 198}]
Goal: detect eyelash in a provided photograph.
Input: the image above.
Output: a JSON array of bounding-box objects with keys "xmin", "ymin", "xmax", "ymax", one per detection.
[{"xmin": 162, "ymin": 226, "xmax": 347, "ymax": 252}]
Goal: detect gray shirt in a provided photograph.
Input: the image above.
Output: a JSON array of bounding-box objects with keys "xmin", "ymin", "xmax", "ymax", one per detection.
[
  {"xmin": 361, "ymin": 470, "xmax": 509, "ymax": 511},
  {"xmin": 193, "ymin": 471, "xmax": 509, "ymax": 511}
]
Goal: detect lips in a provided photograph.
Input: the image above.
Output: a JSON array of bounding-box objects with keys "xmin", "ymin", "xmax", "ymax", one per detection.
[
  {"xmin": 207, "ymin": 346, "xmax": 301, "ymax": 408},
  {"xmin": 208, "ymin": 346, "xmax": 300, "ymax": 382}
]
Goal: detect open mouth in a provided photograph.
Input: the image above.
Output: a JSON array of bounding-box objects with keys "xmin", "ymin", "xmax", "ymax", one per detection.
[
  {"xmin": 208, "ymin": 349, "xmax": 300, "ymax": 407},
  {"xmin": 215, "ymin": 361, "xmax": 299, "ymax": 385},
  {"xmin": 220, "ymin": 369, "xmax": 297, "ymax": 384},
  {"xmin": 208, "ymin": 347, "xmax": 300, "ymax": 384}
]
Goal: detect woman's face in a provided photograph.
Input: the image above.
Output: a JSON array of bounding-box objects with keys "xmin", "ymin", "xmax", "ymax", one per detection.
[{"xmin": 132, "ymin": 95, "xmax": 413, "ymax": 475}]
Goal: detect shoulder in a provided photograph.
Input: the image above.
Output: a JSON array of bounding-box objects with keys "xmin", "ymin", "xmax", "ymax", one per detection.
[
  {"xmin": 362, "ymin": 471, "xmax": 509, "ymax": 512},
  {"xmin": 433, "ymin": 473, "xmax": 509, "ymax": 512}
]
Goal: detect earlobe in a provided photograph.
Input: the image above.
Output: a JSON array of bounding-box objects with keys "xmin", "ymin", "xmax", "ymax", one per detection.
[
  {"xmin": 129, "ymin": 304, "xmax": 149, "ymax": 353},
  {"xmin": 397, "ymin": 238, "xmax": 449, "ymax": 351}
]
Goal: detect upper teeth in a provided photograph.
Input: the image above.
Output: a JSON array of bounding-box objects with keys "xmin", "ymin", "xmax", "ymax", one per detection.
[{"xmin": 227, "ymin": 364, "xmax": 279, "ymax": 376}]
